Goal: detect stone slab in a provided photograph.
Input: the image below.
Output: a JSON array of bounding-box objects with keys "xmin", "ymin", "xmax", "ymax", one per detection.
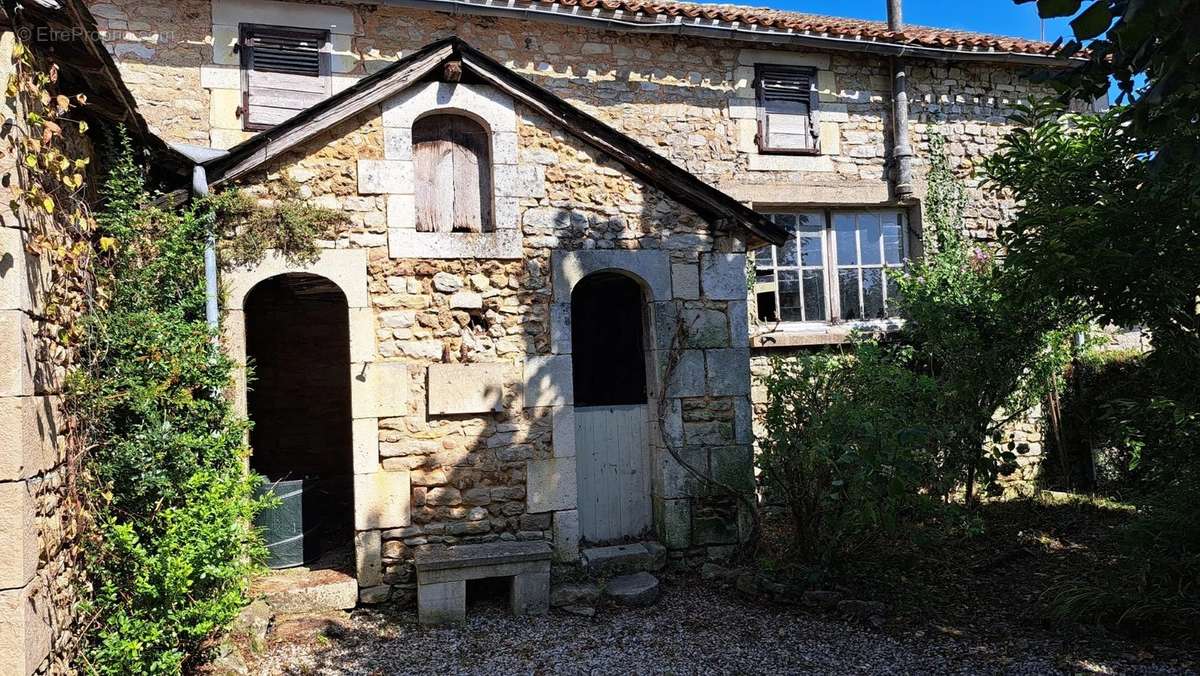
[
  {"xmin": 426, "ymin": 363, "xmax": 513, "ymax": 415},
  {"xmin": 417, "ymin": 558, "xmax": 551, "ymax": 585},
  {"xmin": 523, "ymin": 355, "xmax": 573, "ymax": 409},
  {"xmin": 671, "ymin": 263, "xmax": 700, "ymax": 300},
  {"xmin": 253, "ymin": 567, "xmax": 358, "ymax": 613},
  {"xmin": 418, "ymin": 579, "xmax": 465, "ymax": 625},
  {"xmin": 352, "ymin": 361, "xmax": 409, "ymax": 420},
  {"xmin": 0, "ymin": 481, "xmax": 36, "ymax": 590},
  {"xmin": 552, "ymin": 509, "xmax": 580, "ymax": 563},
  {"xmin": 0, "ymin": 582, "xmax": 50, "ymax": 676},
  {"xmin": 526, "ymin": 458, "xmax": 577, "ymax": 513},
  {"xmin": 354, "ymin": 530, "xmax": 382, "ymax": 588},
  {"xmin": 354, "ymin": 470, "xmax": 411, "ymax": 530},
  {"xmin": 551, "ymin": 250, "xmax": 671, "ymax": 302},
  {"xmin": 388, "ymin": 229, "xmax": 523, "ymax": 260},
  {"xmin": 705, "ymin": 348, "xmax": 751, "ymax": 396},
  {"xmin": 581, "ymin": 543, "xmax": 652, "ymax": 576},
  {"xmin": 414, "ymin": 540, "xmax": 552, "ymax": 573},
  {"xmin": 700, "ymin": 253, "xmax": 748, "ymax": 301},
  {"xmin": 510, "ymin": 570, "xmax": 550, "ymax": 615}
]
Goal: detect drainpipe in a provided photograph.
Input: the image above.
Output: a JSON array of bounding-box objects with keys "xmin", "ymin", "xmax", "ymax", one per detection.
[
  {"xmin": 888, "ymin": 0, "xmax": 915, "ymax": 200},
  {"xmin": 193, "ymin": 164, "xmax": 220, "ymax": 333}
]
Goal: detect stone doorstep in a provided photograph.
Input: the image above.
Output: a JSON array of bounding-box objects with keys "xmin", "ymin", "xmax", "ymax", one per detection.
[
  {"xmin": 580, "ymin": 541, "xmax": 665, "ymax": 575},
  {"xmin": 251, "ymin": 567, "xmax": 358, "ymax": 614},
  {"xmin": 413, "ymin": 540, "xmax": 552, "ymax": 572}
]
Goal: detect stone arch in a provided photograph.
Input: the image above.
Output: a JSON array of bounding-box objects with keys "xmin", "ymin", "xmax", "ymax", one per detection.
[{"xmin": 244, "ymin": 272, "xmax": 354, "ymax": 565}]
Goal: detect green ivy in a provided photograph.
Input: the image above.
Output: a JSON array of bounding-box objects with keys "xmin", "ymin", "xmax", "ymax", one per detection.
[{"xmin": 69, "ymin": 135, "xmax": 266, "ymax": 674}]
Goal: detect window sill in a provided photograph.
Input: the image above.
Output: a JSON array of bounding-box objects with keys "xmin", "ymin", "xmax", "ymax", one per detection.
[{"xmin": 750, "ymin": 319, "xmax": 903, "ymax": 348}]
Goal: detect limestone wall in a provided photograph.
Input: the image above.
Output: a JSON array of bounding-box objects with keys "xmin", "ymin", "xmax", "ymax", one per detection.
[
  {"xmin": 221, "ymin": 83, "xmax": 757, "ymax": 602},
  {"xmin": 0, "ymin": 34, "xmax": 88, "ymax": 676},
  {"xmin": 84, "ymin": 0, "xmax": 1054, "ymax": 239}
]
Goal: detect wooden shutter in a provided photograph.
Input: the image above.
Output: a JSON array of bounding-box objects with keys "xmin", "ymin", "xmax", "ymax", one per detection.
[
  {"xmin": 756, "ymin": 65, "xmax": 820, "ymax": 153},
  {"xmin": 413, "ymin": 115, "xmax": 494, "ymax": 234},
  {"xmin": 240, "ymin": 25, "xmax": 331, "ymax": 130}
]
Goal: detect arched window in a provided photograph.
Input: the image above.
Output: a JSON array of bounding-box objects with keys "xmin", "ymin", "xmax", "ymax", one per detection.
[{"xmin": 412, "ymin": 113, "xmax": 493, "ymax": 233}]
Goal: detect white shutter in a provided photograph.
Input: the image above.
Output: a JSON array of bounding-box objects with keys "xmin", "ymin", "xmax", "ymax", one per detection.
[
  {"xmin": 757, "ymin": 66, "xmax": 819, "ymax": 153},
  {"xmin": 241, "ymin": 25, "xmax": 331, "ymax": 130}
]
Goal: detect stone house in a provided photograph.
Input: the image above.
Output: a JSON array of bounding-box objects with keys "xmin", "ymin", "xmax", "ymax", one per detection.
[{"xmin": 0, "ymin": 0, "xmax": 1080, "ymax": 669}]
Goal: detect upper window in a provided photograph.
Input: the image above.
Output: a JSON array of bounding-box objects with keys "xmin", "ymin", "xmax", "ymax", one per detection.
[
  {"xmin": 412, "ymin": 114, "xmax": 494, "ymax": 233},
  {"xmin": 754, "ymin": 211, "xmax": 906, "ymax": 324},
  {"xmin": 755, "ymin": 65, "xmax": 820, "ymax": 154},
  {"xmin": 239, "ymin": 24, "xmax": 331, "ymax": 130}
]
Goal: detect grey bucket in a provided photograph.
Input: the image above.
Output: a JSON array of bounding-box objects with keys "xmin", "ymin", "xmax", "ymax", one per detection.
[{"xmin": 253, "ymin": 476, "xmax": 323, "ymax": 569}]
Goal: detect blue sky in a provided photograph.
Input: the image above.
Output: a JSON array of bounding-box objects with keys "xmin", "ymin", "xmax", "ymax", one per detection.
[{"xmin": 760, "ymin": 0, "xmax": 1074, "ymax": 44}]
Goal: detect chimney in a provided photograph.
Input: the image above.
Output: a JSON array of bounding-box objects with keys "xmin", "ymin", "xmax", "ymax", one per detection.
[{"xmin": 887, "ymin": 0, "xmax": 903, "ymax": 32}]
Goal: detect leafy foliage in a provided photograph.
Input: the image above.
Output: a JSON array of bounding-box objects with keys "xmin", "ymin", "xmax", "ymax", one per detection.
[
  {"xmin": 983, "ymin": 100, "xmax": 1199, "ymax": 360},
  {"xmin": 897, "ymin": 131, "xmax": 1079, "ymax": 506},
  {"xmin": 213, "ymin": 177, "xmax": 350, "ymax": 269},
  {"xmin": 756, "ymin": 342, "xmax": 941, "ymax": 570},
  {"xmin": 69, "ymin": 137, "xmax": 265, "ymax": 674}
]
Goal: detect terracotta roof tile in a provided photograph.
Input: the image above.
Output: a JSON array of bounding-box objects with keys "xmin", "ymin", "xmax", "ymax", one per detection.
[{"xmin": 527, "ymin": 0, "xmax": 1058, "ymax": 56}]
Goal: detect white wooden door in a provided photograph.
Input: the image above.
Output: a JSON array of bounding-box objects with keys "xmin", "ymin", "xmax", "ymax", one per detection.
[{"xmin": 575, "ymin": 404, "xmax": 652, "ymax": 542}]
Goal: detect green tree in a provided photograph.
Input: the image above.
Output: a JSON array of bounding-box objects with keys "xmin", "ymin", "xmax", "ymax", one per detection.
[
  {"xmin": 1009, "ymin": 0, "xmax": 1200, "ymax": 360},
  {"xmin": 71, "ymin": 136, "xmax": 264, "ymax": 674},
  {"xmin": 897, "ymin": 132, "xmax": 1078, "ymax": 507}
]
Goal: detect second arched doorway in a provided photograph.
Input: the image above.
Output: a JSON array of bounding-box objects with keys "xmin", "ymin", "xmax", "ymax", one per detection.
[
  {"xmin": 571, "ymin": 271, "xmax": 653, "ymax": 543},
  {"xmin": 245, "ymin": 272, "xmax": 354, "ymax": 568}
]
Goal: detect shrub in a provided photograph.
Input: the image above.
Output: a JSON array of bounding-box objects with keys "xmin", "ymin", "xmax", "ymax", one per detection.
[
  {"xmin": 70, "ymin": 137, "xmax": 264, "ymax": 674},
  {"xmin": 896, "ymin": 131, "xmax": 1078, "ymax": 506},
  {"xmin": 756, "ymin": 341, "xmax": 940, "ymax": 570}
]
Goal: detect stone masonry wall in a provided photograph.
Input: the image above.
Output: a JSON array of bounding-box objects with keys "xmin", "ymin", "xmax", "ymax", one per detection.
[
  {"xmin": 84, "ymin": 0, "xmax": 1055, "ymax": 239},
  {"xmin": 0, "ymin": 34, "xmax": 90, "ymax": 676},
  {"xmin": 229, "ymin": 88, "xmax": 756, "ymax": 602}
]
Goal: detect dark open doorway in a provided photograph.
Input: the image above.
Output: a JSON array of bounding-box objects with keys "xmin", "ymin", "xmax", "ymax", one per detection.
[
  {"xmin": 245, "ymin": 273, "xmax": 353, "ymax": 569},
  {"xmin": 571, "ymin": 272, "xmax": 648, "ymax": 406}
]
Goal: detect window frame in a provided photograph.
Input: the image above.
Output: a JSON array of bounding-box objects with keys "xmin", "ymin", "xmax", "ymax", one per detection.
[
  {"xmin": 755, "ymin": 209, "xmax": 909, "ymax": 331},
  {"xmin": 754, "ymin": 63, "xmax": 821, "ymax": 156},
  {"xmin": 238, "ymin": 23, "xmax": 332, "ymax": 132}
]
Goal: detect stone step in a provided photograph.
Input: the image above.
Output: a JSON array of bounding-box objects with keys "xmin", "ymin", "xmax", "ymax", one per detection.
[
  {"xmin": 604, "ymin": 572, "xmax": 661, "ymax": 607},
  {"xmin": 580, "ymin": 541, "xmax": 666, "ymax": 576},
  {"xmin": 251, "ymin": 567, "xmax": 358, "ymax": 614}
]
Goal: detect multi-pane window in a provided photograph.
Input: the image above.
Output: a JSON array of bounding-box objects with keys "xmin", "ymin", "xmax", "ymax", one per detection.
[
  {"xmin": 239, "ymin": 24, "xmax": 331, "ymax": 130},
  {"xmin": 755, "ymin": 65, "xmax": 820, "ymax": 154},
  {"xmin": 755, "ymin": 210, "xmax": 907, "ymax": 324}
]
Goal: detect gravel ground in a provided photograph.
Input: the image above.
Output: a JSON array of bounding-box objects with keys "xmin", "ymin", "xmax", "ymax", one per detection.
[{"xmin": 257, "ymin": 578, "xmax": 1197, "ymax": 675}]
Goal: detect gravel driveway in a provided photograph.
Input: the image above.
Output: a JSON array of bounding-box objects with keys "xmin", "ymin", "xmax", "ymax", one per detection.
[{"xmin": 258, "ymin": 578, "xmax": 1196, "ymax": 675}]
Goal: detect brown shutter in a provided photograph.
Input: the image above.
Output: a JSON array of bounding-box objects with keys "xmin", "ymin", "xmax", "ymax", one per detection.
[
  {"xmin": 413, "ymin": 115, "xmax": 494, "ymax": 234},
  {"xmin": 756, "ymin": 65, "xmax": 820, "ymax": 153},
  {"xmin": 241, "ymin": 25, "xmax": 331, "ymax": 130}
]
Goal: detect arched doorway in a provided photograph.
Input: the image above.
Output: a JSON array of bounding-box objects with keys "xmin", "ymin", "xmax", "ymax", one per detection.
[
  {"xmin": 245, "ymin": 273, "xmax": 354, "ymax": 568},
  {"xmin": 571, "ymin": 272, "xmax": 653, "ymax": 543}
]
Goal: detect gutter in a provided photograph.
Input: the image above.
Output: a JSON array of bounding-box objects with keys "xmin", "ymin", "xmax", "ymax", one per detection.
[
  {"xmin": 193, "ymin": 164, "xmax": 219, "ymax": 333},
  {"xmin": 175, "ymin": 143, "xmax": 226, "ymax": 332},
  {"xmin": 888, "ymin": 0, "xmax": 914, "ymax": 200},
  {"xmin": 375, "ymin": 0, "xmax": 1078, "ymax": 67}
]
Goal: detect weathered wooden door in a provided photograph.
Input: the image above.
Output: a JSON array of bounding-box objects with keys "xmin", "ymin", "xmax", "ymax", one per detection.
[{"xmin": 575, "ymin": 404, "xmax": 652, "ymax": 542}]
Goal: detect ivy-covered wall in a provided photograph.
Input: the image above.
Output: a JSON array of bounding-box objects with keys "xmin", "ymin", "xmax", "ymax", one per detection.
[{"xmin": 0, "ymin": 31, "xmax": 97, "ymax": 675}]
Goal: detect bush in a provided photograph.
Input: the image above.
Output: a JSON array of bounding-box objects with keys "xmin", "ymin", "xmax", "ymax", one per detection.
[
  {"xmin": 756, "ymin": 341, "xmax": 941, "ymax": 571},
  {"xmin": 70, "ymin": 137, "xmax": 264, "ymax": 674}
]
